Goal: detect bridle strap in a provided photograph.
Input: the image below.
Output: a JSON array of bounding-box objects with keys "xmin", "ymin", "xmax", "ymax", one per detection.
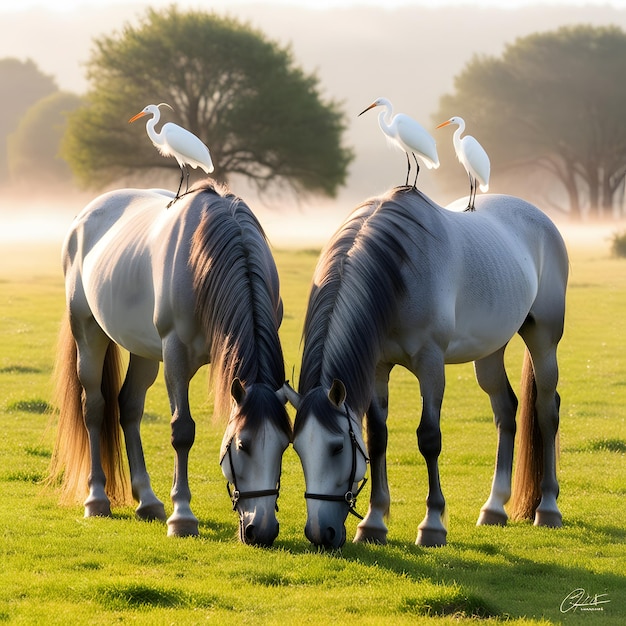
[
  {"xmin": 304, "ymin": 407, "xmax": 369, "ymax": 520},
  {"xmin": 222, "ymin": 440, "xmax": 280, "ymax": 513}
]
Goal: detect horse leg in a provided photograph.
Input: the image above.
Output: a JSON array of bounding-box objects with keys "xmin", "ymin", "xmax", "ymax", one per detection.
[
  {"xmin": 119, "ymin": 354, "xmax": 166, "ymax": 522},
  {"xmin": 474, "ymin": 347, "xmax": 518, "ymax": 526},
  {"xmin": 519, "ymin": 327, "xmax": 562, "ymax": 527},
  {"xmin": 162, "ymin": 334, "xmax": 199, "ymax": 537},
  {"xmin": 415, "ymin": 354, "xmax": 447, "ymax": 547},
  {"xmin": 73, "ymin": 317, "xmax": 114, "ymax": 517},
  {"xmin": 354, "ymin": 366, "xmax": 392, "ymax": 544}
]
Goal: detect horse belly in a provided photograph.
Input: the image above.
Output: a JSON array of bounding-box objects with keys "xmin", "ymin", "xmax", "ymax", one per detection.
[
  {"xmin": 444, "ymin": 293, "xmax": 532, "ymax": 363},
  {"xmin": 444, "ymin": 320, "xmax": 522, "ymax": 364}
]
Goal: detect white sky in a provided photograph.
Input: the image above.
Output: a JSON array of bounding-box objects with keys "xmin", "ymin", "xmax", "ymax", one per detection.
[{"xmin": 2, "ymin": 0, "xmax": 626, "ymax": 11}]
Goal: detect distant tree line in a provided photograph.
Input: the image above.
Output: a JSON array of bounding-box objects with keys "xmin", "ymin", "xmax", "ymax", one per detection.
[
  {"xmin": 0, "ymin": 58, "xmax": 75, "ymax": 184},
  {"xmin": 2, "ymin": 7, "xmax": 353, "ymax": 198},
  {"xmin": 434, "ymin": 25, "xmax": 626, "ymax": 220},
  {"xmin": 3, "ymin": 14, "xmax": 626, "ymax": 218}
]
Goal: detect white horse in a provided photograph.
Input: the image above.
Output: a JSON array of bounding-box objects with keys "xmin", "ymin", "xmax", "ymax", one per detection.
[
  {"xmin": 286, "ymin": 188, "xmax": 568, "ymax": 549},
  {"xmin": 48, "ymin": 182, "xmax": 291, "ymax": 546}
]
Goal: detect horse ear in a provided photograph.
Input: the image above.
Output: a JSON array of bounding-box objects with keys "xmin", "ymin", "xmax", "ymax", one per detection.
[
  {"xmin": 280, "ymin": 381, "xmax": 301, "ymax": 409},
  {"xmin": 328, "ymin": 379, "xmax": 346, "ymax": 408},
  {"xmin": 231, "ymin": 378, "xmax": 246, "ymax": 405}
]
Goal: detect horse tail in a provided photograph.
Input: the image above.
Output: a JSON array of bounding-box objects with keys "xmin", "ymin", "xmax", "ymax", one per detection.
[
  {"xmin": 509, "ymin": 348, "xmax": 543, "ymax": 521},
  {"xmin": 48, "ymin": 313, "xmax": 131, "ymax": 506}
]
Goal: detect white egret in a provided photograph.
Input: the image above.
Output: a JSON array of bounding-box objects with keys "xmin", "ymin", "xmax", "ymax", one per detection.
[
  {"xmin": 129, "ymin": 103, "xmax": 214, "ymax": 203},
  {"xmin": 436, "ymin": 116, "xmax": 490, "ymax": 212},
  {"xmin": 358, "ymin": 97, "xmax": 439, "ymax": 188}
]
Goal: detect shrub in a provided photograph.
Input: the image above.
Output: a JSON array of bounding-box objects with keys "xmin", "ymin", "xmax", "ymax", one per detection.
[{"xmin": 610, "ymin": 230, "xmax": 626, "ymax": 257}]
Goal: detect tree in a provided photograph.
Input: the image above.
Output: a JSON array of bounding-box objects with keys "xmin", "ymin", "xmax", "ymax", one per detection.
[
  {"xmin": 7, "ymin": 91, "xmax": 82, "ymax": 184},
  {"xmin": 433, "ymin": 25, "xmax": 626, "ymax": 220},
  {"xmin": 62, "ymin": 6, "xmax": 353, "ymax": 197},
  {"xmin": 0, "ymin": 58, "xmax": 57, "ymax": 181}
]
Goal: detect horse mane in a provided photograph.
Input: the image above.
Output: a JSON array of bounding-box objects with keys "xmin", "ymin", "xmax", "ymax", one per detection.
[
  {"xmin": 188, "ymin": 184, "xmax": 286, "ymax": 423},
  {"xmin": 231, "ymin": 383, "xmax": 293, "ymax": 442},
  {"xmin": 298, "ymin": 188, "xmax": 422, "ymax": 420}
]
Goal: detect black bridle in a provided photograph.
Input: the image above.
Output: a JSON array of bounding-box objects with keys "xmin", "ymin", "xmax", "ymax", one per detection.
[
  {"xmin": 222, "ymin": 438, "xmax": 280, "ymax": 514},
  {"xmin": 304, "ymin": 408, "xmax": 369, "ymax": 520}
]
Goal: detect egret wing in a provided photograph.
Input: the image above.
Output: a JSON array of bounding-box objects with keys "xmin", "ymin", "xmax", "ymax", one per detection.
[
  {"xmin": 395, "ymin": 114, "xmax": 439, "ymax": 169},
  {"xmin": 162, "ymin": 123, "xmax": 214, "ymax": 173},
  {"xmin": 462, "ymin": 136, "xmax": 490, "ymax": 190}
]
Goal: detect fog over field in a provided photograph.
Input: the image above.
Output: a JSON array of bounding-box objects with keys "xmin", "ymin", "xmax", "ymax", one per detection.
[{"xmin": 2, "ymin": 1, "xmax": 626, "ymax": 245}]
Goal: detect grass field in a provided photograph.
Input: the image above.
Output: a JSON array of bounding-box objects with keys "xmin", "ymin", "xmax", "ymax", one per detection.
[{"xmin": 0, "ymin": 234, "xmax": 624, "ymax": 625}]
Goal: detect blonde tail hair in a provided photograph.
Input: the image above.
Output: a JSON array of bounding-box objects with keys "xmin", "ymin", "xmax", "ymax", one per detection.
[
  {"xmin": 509, "ymin": 349, "xmax": 543, "ymax": 521},
  {"xmin": 48, "ymin": 313, "xmax": 131, "ymax": 506}
]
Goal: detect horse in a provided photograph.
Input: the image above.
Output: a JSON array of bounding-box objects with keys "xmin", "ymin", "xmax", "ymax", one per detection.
[
  {"xmin": 286, "ymin": 187, "xmax": 568, "ymax": 549},
  {"xmin": 48, "ymin": 182, "xmax": 292, "ymax": 547}
]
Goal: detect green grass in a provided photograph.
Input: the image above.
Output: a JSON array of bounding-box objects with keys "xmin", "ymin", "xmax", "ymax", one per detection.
[{"xmin": 0, "ymin": 240, "xmax": 624, "ymax": 625}]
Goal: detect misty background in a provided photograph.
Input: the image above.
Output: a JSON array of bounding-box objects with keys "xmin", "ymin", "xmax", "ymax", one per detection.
[{"xmin": 2, "ymin": 1, "xmax": 626, "ymax": 244}]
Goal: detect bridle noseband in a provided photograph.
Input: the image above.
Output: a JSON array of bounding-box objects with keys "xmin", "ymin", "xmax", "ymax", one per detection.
[
  {"xmin": 304, "ymin": 408, "xmax": 369, "ymax": 520},
  {"xmin": 222, "ymin": 439, "xmax": 280, "ymax": 514}
]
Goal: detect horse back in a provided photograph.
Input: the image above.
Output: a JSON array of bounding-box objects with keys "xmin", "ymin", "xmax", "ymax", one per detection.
[{"xmin": 389, "ymin": 193, "xmax": 568, "ymax": 365}]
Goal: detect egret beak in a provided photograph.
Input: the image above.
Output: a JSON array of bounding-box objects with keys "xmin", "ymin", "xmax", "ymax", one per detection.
[
  {"xmin": 358, "ymin": 102, "xmax": 378, "ymax": 117},
  {"xmin": 436, "ymin": 120, "xmax": 452, "ymax": 129},
  {"xmin": 128, "ymin": 111, "xmax": 147, "ymax": 124}
]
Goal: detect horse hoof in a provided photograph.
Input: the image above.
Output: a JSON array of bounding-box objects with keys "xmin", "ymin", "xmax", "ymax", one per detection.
[
  {"xmin": 353, "ymin": 526, "xmax": 388, "ymax": 545},
  {"xmin": 136, "ymin": 501, "xmax": 167, "ymax": 522},
  {"xmin": 477, "ymin": 509, "xmax": 508, "ymax": 526},
  {"xmin": 416, "ymin": 528, "xmax": 447, "ymax": 547},
  {"xmin": 167, "ymin": 516, "xmax": 199, "ymax": 537},
  {"xmin": 534, "ymin": 510, "xmax": 562, "ymax": 528},
  {"xmin": 84, "ymin": 500, "xmax": 112, "ymax": 518}
]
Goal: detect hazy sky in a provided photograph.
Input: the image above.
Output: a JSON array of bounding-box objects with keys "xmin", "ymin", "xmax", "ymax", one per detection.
[
  {"xmin": 3, "ymin": 0, "xmax": 626, "ymax": 11},
  {"xmin": 3, "ymin": 0, "xmax": 626, "ymax": 243}
]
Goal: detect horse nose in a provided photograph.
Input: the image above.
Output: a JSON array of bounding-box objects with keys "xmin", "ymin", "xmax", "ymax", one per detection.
[
  {"xmin": 305, "ymin": 522, "xmax": 346, "ymax": 549},
  {"xmin": 324, "ymin": 526, "xmax": 336, "ymax": 545},
  {"xmin": 242, "ymin": 520, "xmax": 279, "ymax": 547},
  {"xmin": 244, "ymin": 523, "xmax": 257, "ymax": 544}
]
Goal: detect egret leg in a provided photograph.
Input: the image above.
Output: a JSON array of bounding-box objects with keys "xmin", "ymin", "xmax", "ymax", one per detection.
[
  {"xmin": 175, "ymin": 167, "xmax": 185, "ymax": 198},
  {"xmin": 404, "ymin": 152, "xmax": 411, "ymax": 187},
  {"xmin": 465, "ymin": 177, "xmax": 475, "ymax": 212},
  {"xmin": 184, "ymin": 166, "xmax": 190, "ymax": 193},
  {"xmin": 412, "ymin": 153, "xmax": 421, "ymax": 188},
  {"xmin": 167, "ymin": 167, "xmax": 186, "ymax": 209}
]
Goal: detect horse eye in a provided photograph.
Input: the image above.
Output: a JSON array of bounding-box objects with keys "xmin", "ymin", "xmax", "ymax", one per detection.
[
  {"xmin": 331, "ymin": 443, "xmax": 344, "ymax": 457},
  {"xmin": 237, "ymin": 439, "xmax": 251, "ymax": 455}
]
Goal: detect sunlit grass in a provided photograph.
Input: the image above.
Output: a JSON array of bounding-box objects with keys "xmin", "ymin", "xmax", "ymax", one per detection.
[{"xmin": 0, "ymin": 240, "xmax": 624, "ymax": 625}]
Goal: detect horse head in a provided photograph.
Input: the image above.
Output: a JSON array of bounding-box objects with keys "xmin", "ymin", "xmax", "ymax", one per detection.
[
  {"xmin": 220, "ymin": 379, "xmax": 292, "ymax": 547},
  {"xmin": 291, "ymin": 380, "xmax": 369, "ymax": 549}
]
